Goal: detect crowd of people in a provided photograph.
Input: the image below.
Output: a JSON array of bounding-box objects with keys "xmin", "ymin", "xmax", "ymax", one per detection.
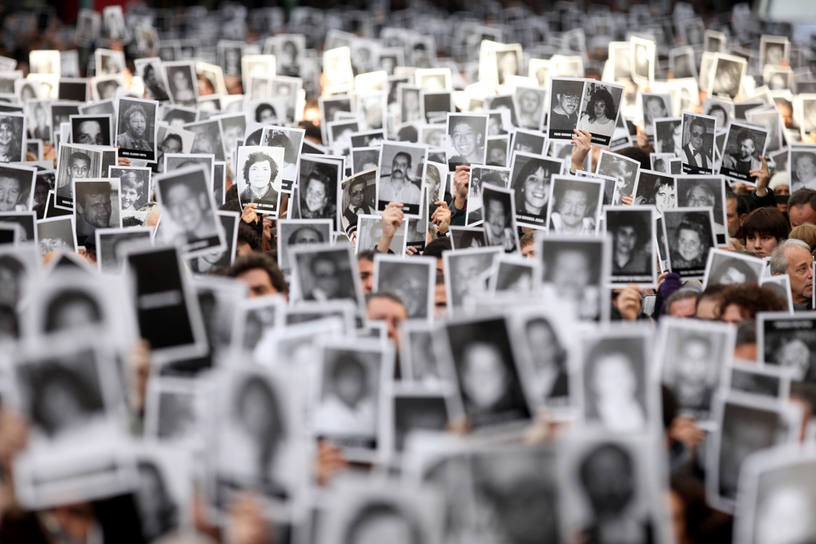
[{"xmin": 0, "ymin": 1, "xmax": 814, "ymax": 543}]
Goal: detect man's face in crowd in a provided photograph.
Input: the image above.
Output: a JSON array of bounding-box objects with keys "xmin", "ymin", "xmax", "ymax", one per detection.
[
  {"xmin": 558, "ymin": 189, "xmax": 588, "ymax": 227},
  {"xmin": 789, "ymin": 203, "xmax": 816, "ymax": 228},
  {"xmin": 0, "ymin": 175, "xmax": 20, "ymax": 211},
  {"xmin": 80, "ymin": 192, "xmax": 112, "ymax": 227},
  {"xmin": 366, "ymin": 295, "xmax": 407, "ymax": 351},
  {"xmin": 358, "ymin": 257, "xmax": 374, "ymax": 295},
  {"xmin": 557, "ymin": 93, "xmax": 579, "ymax": 115},
  {"xmin": 677, "ymin": 228, "xmax": 703, "ymax": 262},
  {"xmin": 726, "ymin": 197, "xmax": 740, "ymax": 237},
  {"xmin": 236, "ymin": 268, "xmax": 279, "ymax": 298},
  {"xmin": 785, "ymin": 246, "xmax": 813, "ymax": 304},
  {"xmin": 165, "ymin": 184, "xmax": 204, "ymax": 233},
  {"xmin": 738, "ymin": 137, "xmax": 755, "ymax": 160},
  {"xmin": 392, "ymin": 153, "xmax": 410, "ymax": 183},
  {"xmin": 687, "ymin": 185, "xmax": 715, "ymax": 208},
  {"xmin": 795, "ymin": 155, "xmax": 816, "ymax": 182},
  {"xmin": 78, "ymin": 121, "xmax": 104, "ymax": 145},
  {"xmin": 614, "ymin": 225, "xmax": 637, "ymax": 258}
]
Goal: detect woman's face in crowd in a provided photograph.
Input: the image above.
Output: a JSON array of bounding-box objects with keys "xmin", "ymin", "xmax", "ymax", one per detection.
[{"xmin": 248, "ymin": 159, "xmax": 272, "ymax": 189}]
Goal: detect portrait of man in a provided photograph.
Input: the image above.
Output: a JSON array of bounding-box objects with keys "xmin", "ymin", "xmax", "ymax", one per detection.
[
  {"xmin": 377, "ymin": 144, "xmax": 425, "ymax": 215},
  {"xmin": 0, "ymin": 166, "xmax": 34, "ymax": 212},
  {"xmin": 157, "ymin": 167, "xmax": 222, "ymax": 254},
  {"xmin": 446, "ymin": 114, "xmax": 487, "ymax": 167},
  {"xmin": 548, "ymin": 78, "xmax": 585, "ymax": 139},
  {"xmin": 606, "ymin": 208, "xmax": 654, "ymax": 283},
  {"xmin": 72, "ymin": 116, "xmax": 110, "ymax": 146},
  {"xmin": 482, "ymin": 186, "xmax": 517, "ymax": 253},
  {"xmin": 56, "ymin": 146, "xmax": 100, "ymax": 204},
  {"xmin": 721, "ymin": 126, "xmax": 767, "ymax": 182},
  {"xmin": 341, "ymin": 172, "xmax": 376, "ymax": 235},
  {"xmin": 514, "ymin": 87, "xmax": 546, "ymax": 130},
  {"xmin": 314, "ymin": 348, "xmax": 378, "ymax": 441},
  {"xmin": 74, "ymin": 180, "xmax": 118, "ymax": 248},
  {"xmin": 789, "ymin": 148, "xmax": 816, "ymax": 191},
  {"xmin": 375, "ymin": 259, "xmax": 432, "ymax": 319},
  {"xmin": 294, "ymin": 247, "xmax": 358, "ymax": 304},
  {"xmin": 117, "ymin": 100, "xmax": 156, "ymax": 161},
  {"xmin": 540, "ymin": 238, "xmax": 605, "ymax": 321},
  {"xmin": 681, "ymin": 115, "xmax": 714, "ymax": 174}
]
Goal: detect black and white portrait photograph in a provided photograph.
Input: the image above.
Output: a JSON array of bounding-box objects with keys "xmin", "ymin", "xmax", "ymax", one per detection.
[
  {"xmin": 164, "ymin": 153, "xmax": 214, "ymax": 207},
  {"xmin": 632, "ymin": 169, "xmax": 675, "ymax": 213},
  {"xmin": 36, "ymin": 215, "xmax": 76, "ymax": 256},
  {"xmin": 339, "ymin": 169, "xmax": 376, "ymax": 236},
  {"xmin": 511, "ymin": 128, "xmax": 547, "ymax": 156},
  {"xmin": 707, "ymin": 395, "xmax": 798, "ymax": 513},
  {"xmin": 0, "ymin": 112, "xmax": 25, "ymax": 163},
  {"xmin": 276, "ymin": 219, "xmax": 332, "ymax": 272},
  {"xmin": 735, "ymin": 447, "xmax": 816, "ymax": 544},
  {"xmin": 708, "ymin": 54, "xmax": 747, "ymax": 99},
  {"xmin": 481, "ymin": 183, "xmax": 518, "ymax": 253},
  {"xmin": 131, "ymin": 444, "xmax": 190, "ymax": 543},
  {"xmin": 154, "ymin": 165, "xmax": 225, "ymax": 257},
  {"xmin": 558, "ymin": 430, "xmax": 669, "ymax": 544},
  {"xmin": 420, "ymin": 90, "xmax": 453, "ymax": 124},
  {"xmin": 0, "ymin": 211, "xmax": 36, "ymax": 245},
  {"xmin": 94, "ymin": 48, "xmax": 125, "ymax": 76},
  {"xmin": 703, "ymin": 249, "xmax": 764, "ymax": 288},
  {"xmin": 388, "ymin": 389, "xmax": 449, "ymax": 453},
  {"xmin": 508, "ymin": 153, "xmax": 562, "ymax": 229},
  {"xmin": 703, "ymin": 97, "xmax": 734, "ymax": 132},
  {"xmin": 630, "ymin": 36, "xmax": 655, "ymax": 83},
  {"xmin": 236, "ymin": 145, "xmax": 283, "ymax": 215},
  {"xmin": 445, "ymin": 113, "xmax": 488, "ymax": 168},
  {"xmin": 727, "ymin": 362, "xmax": 790, "ymax": 399},
  {"xmin": 261, "ymin": 126, "xmax": 304, "ymax": 191},
  {"xmin": 134, "ymin": 58, "xmax": 170, "ymax": 102},
  {"xmin": 189, "ymin": 211, "xmax": 239, "ymax": 274},
  {"xmin": 376, "ymin": 141, "xmax": 427, "ymax": 216},
  {"xmin": 116, "ymin": 97, "xmax": 158, "ymax": 162},
  {"xmin": 675, "ymin": 175, "xmax": 727, "ymax": 243},
  {"xmin": 443, "ymin": 314, "xmax": 531, "ymax": 430},
  {"xmin": 745, "ymin": 108, "xmax": 783, "ymax": 155},
  {"xmin": 642, "ymin": 94, "xmax": 673, "ymax": 140},
  {"xmin": 291, "ymin": 243, "xmax": 362, "ymax": 306},
  {"xmin": 596, "ymin": 150, "xmax": 641, "ymax": 206},
  {"xmin": 313, "ymin": 339, "xmax": 389, "ymax": 453},
  {"xmin": 759, "ymin": 35, "xmax": 790, "ymax": 68},
  {"xmin": 399, "ymin": 84, "xmax": 422, "ymax": 124},
  {"xmin": 789, "ymin": 145, "xmax": 816, "ymax": 191},
  {"xmin": 109, "ymin": 166, "xmax": 152, "ymax": 227},
  {"xmin": 55, "ymin": 143, "xmax": 103, "ymax": 207},
  {"xmin": 29, "ymin": 49, "xmax": 60, "ymax": 75},
  {"xmin": 373, "ymin": 255, "xmax": 435, "ymax": 320},
  {"xmin": 658, "ymin": 317, "xmax": 735, "ymax": 421},
  {"xmin": 484, "ymin": 94, "xmax": 518, "ymax": 129},
  {"xmin": 680, "ymin": 112, "xmax": 717, "ymax": 174},
  {"xmin": 351, "ymin": 146, "xmax": 380, "ymax": 177},
  {"xmin": 547, "ymin": 175, "xmax": 604, "ymax": 235},
  {"xmin": 58, "ymin": 79, "xmax": 86, "ymax": 102},
  {"xmin": 538, "ymin": 234, "xmax": 610, "ymax": 321},
  {"xmin": 299, "ymin": 156, "xmax": 341, "ymax": 224},
  {"xmin": 95, "ymin": 227, "xmax": 153, "ymax": 273},
  {"xmin": 443, "ymin": 247, "xmax": 501, "ymax": 313},
  {"xmin": 580, "ymin": 327, "xmax": 652, "ymax": 431},
  {"xmin": 605, "ymin": 206, "xmax": 657, "ymax": 286},
  {"xmin": 213, "ymin": 366, "xmax": 304, "ymax": 511},
  {"xmin": 662, "ymin": 207, "xmax": 716, "ymax": 277},
  {"xmin": 575, "ymin": 80, "xmax": 624, "ymax": 146},
  {"xmin": 669, "ymin": 46, "xmax": 697, "ymax": 79},
  {"xmin": 513, "ymin": 86, "xmax": 547, "ymax": 130},
  {"xmin": 73, "ymin": 178, "xmax": 121, "ymax": 248},
  {"xmin": 491, "ymin": 255, "xmax": 538, "ymax": 294},
  {"xmin": 486, "ymin": 135, "xmax": 509, "ymax": 167},
  {"xmin": 465, "ymin": 164, "xmax": 509, "ymax": 227},
  {"xmin": 719, "ymin": 121, "xmax": 768, "ymax": 184},
  {"xmin": 758, "ymin": 312, "xmax": 816, "ymax": 382},
  {"xmin": 184, "ymin": 119, "xmax": 225, "ymax": 161},
  {"xmin": 355, "ymin": 213, "xmax": 407, "ymax": 255},
  {"xmin": 163, "ymin": 61, "xmax": 198, "ymax": 106},
  {"xmin": 548, "ymin": 78, "xmax": 585, "ymax": 140},
  {"xmin": 69, "ymin": 114, "xmax": 111, "ymax": 146},
  {"xmin": 0, "ymin": 163, "xmax": 35, "ymax": 212}
]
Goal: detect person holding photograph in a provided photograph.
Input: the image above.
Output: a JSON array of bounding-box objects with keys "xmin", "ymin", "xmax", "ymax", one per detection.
[
  {"xmin": 723, "ymin": 131, "xmax": 762, "ymax": 174},
  {"xmin": 117, "ymin": 104, "xmax": 152, "ymax": 152},
  {"xmin": 576, "ymin": 88, "xmax": 616, "ymax": 134},
  {"xmin": 240, "ymin": 151, "xmax": 279, "ymax": 207}
]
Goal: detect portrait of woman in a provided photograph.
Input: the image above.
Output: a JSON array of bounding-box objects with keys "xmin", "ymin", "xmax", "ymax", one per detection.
[
  {"xmin": 0, "ymin": 116, "xmax": 22, "ymax": 163},
  {"xmin": 670, "ymin": 217, "xmax": 710, "ymax": 270},
  {"xmin": 577, "ymin": 88, "xmax": 616, "ymax": 135},
  {"xmin": 513, "ymin": 159, "xmax": 558, "ymax": 225},
  {"xmin": 239, "ymin": 151, "xmax": 279, "ymax": 213}
]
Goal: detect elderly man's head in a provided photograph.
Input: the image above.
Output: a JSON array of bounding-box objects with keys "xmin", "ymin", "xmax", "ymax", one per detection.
[
  {"xmin": 788, "ymin": 189, "xmax": 816, "ymax": 228},
  {"xmin": 770, "ymin": 239, "xmax": 813, "ymax": 305}
]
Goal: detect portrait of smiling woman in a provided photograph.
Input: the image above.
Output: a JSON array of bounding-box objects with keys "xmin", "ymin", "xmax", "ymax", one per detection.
[
  {"xmin": 512, "ymin": 156, "xmax": 561, "ymax": 227},
  {"xmin": 238, "ymin": 147, "xmax": 282, "ymax": 215},
  {"xmin": 0, "ymin": 114, "xmax": 23, "ymax": 163}
]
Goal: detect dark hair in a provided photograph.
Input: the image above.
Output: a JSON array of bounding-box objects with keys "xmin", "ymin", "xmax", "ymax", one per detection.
[
  {"xmin": 242, "ymin": 151, "xmax": 278, "ymax": 186},
  {"xmin": 735, "ymin": 130, "xmax": 756, "ymax": 149},
  {"xmin": 160, "ymin": 133, "xmax": 183, "ymax": 150},
  {"xmin": 586, "ymin": 88, "xmax": 615, "ymax": 122},
  {"xmin": 357, "ymin": 249, "xmax": 376, "ymax": 262},
  {"xmin": 237, "ymin": 222, "xmax": 261, "ymax": 250},
  {"xmin": 689, "ymin": 117, "xmax": 707, "ymax": 134},
  {"xmin": 44, "ymin": 289, "xmax": 102, "ymax": 332},
  {"xmin": 578, "ymin": 442, "xmax": 634, "ymax": 512},
  {"xmin": 422, "ymin": 237, "xmax": 451, "ymax": 258},
  {"xmin": 675, "ymin": 218, "xmax": 708, "ymax": 245},
  {"xmin": 32, "ymin": 362, "xmax": 103, "ymax": 436},
  {"xmin": 392, "ymin": 151, "xmax": 412, "ymax": 169},
  {"xmin": 226, "ymin": 252, "xmax": 288, "ymax": 294},
  {"xmin": 607, "ymin": 212, "xmax": 647, "ymax": 247},
  {"xmin": 716, "ymin": 283, "xmax": 787, "ymax": 320},
  {"xmin": 707, "ymin": 103, "xmax": 728, "ymax": 121},
  {"xmin": 788, "ymin": 188, "xmax": 816, "ymax": 210},
  {"xmin": 287, "ymin": 226, "xmax": 323, "ymax": 245},
  {"xmin": 303, "ymin": 167, "xmax": 333, "ymax": 195},
  {"xmin": 234, "ymin": 374, "xmax": 285, "ymax": 475},
  {"xmin": 664, "ymin": 288, "xmax": 699, "ymax": 314},
  {"xmin": 742, "ymin": 207, "xmax": 789, "ymax": 242},
  {"xmin": 614, "ymin": 146, "xmax": 651, "ymax": 171},
  {"xmin": 519, "ymin": 231, "xmax": 535, "ymax": 248},
  {"xmin": 343, "ymin": 502, "xmax": 422, "ymax": 544},
  {"xmin": 77, "ymin": 181, "xmax": 112, "ymax": 206},
  {"xmin": 123, "ymin": 104, "xmax": 147, "ymax": 129},
  {"xmin": 69, "ymin": 151, "xmax": 91, "ymax": 166},
  {"xmin": 254, "ymin": 103, "xmax": 276, "ymax": 122}
]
